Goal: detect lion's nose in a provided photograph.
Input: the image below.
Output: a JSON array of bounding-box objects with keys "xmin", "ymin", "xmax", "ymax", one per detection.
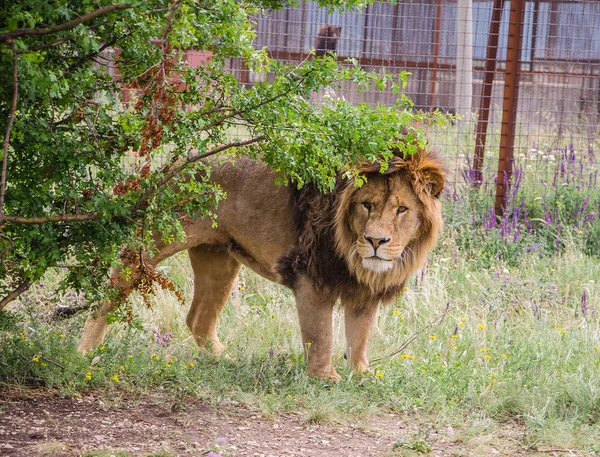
[{"xmin": 364, "ymin": 236, "xmax": 390, "ymax": 250}]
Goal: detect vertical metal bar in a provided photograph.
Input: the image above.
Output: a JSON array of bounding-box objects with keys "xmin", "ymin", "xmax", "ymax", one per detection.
[
  {"xmin": 495, "ymin": 0, "xmax": 525, "ymax": 216},
  {"xmin": 472, "ymin": 0, "xmax": 505, "ymax": 186},
  {"xmin": 362, "ymin": 4, "xmax": 370, "ymax": 59},
  {"xmin": 530, "ymin": 0, "xmax": 540, "ymax": 73},
  {"xmin": 391, "ymin": 2, "xmax": 401, "ymax": 67},
  {"xmin": 429, "ymin": 0, "xmax": 443, "ymax": 109}
]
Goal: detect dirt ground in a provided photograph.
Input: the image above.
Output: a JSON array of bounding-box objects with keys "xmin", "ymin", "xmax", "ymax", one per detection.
[{"xmin": 0, "ymin": 388, "xmax": 581, "ymax": 457}]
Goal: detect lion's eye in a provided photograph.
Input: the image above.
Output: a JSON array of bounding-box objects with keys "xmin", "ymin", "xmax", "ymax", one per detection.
[
  {"xmin": 362, "ymin": 202, "xmax": 372, "ymax": 210},
  {"xmin": 396, "ymin": 206, "xmax": 408, "ymax": 215}
]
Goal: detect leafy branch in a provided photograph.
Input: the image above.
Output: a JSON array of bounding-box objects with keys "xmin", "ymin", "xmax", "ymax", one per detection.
[
  {"xmin": 0, "ymin": 39, "xmax": 18, "ymax": 223},
  {"xmin": 0, "ymin": 4, "xmax": 132, "ymax": 43}
]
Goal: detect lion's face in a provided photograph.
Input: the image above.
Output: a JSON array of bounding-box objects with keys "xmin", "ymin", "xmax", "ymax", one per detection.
[
  {"xmin": 349, "ymin": 174, "xmax": 421, "ymax": 274},
  {"xmin": 333, "ymin": 152, "xmax": 444, "ymax": 294}
]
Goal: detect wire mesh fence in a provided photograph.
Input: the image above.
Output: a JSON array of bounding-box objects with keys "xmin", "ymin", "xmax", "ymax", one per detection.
[
  {"xmin": 221, "ymin": 0, "xmax": 600, "ymax": 217},
  {"xmin": 107, "ymin": 1, "xmax": 600, "ymax": 219}
]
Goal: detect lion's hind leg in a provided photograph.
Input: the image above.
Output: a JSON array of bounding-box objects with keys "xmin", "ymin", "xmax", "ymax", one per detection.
[{"xmin": 186, "ymin": 245, "xmax": 241, "ymax": 355}]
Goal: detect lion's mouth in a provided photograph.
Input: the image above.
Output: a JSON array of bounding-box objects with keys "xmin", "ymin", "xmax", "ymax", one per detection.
[{"xmin": 361, "ymin": 256, "xmax": 395, "ymax": 273}]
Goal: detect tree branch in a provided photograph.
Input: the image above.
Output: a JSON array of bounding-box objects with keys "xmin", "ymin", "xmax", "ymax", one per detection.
[
  {"xmin": 0, "ymin": 280, "xmax": 30, "ymax": 310},
  {"xmin": 131, "ymin": 135, "xmax": 266, "ymax": 213},
  {"xmin": 0, "ymin": 40, "xmax": 18, "ymax": 224},
  {"xmin": 157, "ymin": 135, "xmax": 267, "ymax": 188},
  {"xmin": 0, "ymin": 4, "xmax": 132, "ymax": 43},
  {"xmin": 2, "ymin": 213, "xmax": 101, "ymax": 224}
]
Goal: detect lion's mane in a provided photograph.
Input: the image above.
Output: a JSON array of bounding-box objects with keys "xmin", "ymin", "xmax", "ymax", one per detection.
[{"xmin": 277, "ymin": 148, "xmax": 445, "ymax": 310}]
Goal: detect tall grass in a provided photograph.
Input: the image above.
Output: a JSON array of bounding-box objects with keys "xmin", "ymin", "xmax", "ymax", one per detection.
[{"xmin": 3, "ymin": 145, "xmax": 600, "ymax": 450}]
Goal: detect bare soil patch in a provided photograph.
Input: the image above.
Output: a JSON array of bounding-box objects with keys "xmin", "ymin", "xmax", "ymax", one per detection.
[{"xmin": 0, "ymin": 388, "xmax": 560, "ymax": 456}]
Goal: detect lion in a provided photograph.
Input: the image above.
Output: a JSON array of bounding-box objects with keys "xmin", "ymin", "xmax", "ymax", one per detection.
[{"xmin": 78, "ymin": 147, "xmax": 445, "ymax": 380}]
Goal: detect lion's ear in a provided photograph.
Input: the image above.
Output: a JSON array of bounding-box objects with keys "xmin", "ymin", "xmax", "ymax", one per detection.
[{"xmin": 410, "ymin": 153, "xmax": 446, "ymax": 199}]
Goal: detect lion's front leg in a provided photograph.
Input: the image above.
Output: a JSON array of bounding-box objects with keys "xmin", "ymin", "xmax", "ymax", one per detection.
[
  {"xmin": 344, "ymin": 303, "xmax": 379, "ymax": 374},
  {"xmin": 294, "ymin": 276, "xmax": 340, "ymax": 381}
]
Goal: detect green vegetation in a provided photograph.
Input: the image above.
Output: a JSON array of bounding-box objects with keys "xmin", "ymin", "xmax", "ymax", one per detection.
[
  {"xmin": 1, "ymin": 0, "xmax": 442, "ymax": 307},
  {"xmin": 2, "ymin": 183, "xmax": 600, "ymax": 452}
]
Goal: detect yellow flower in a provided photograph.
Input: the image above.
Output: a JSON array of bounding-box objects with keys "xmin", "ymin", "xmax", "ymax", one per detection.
[
  {"xmin": 451, "ymin": 343, "xmax": 457, "ymax": 350},
  {"xmin": 188, "ymin": 362, "xmax": 195, "ymax": 368},
  {"xmin": 458, "ymin": 321, "xmax": 465, "ymax": 327},
  {"xmin": 451, "ymin": 334, "xmax": 458, "ymax": 339},
  {"xmin": 85, "ymin": 372, "xmax": 92, "ymax": 381},
  {"xmin": 429, "ymin": 335, "xmax": 437, "ymax": 340},
  {"xmin": 32, "ymin": 356, "xmax": 40, "ymax": 363},
  {"xmin": 595, "ymin": 346, "xmax": 599, "ymax": 352},
  {"xmin": 59, "ymin": 333, "xmax": 65, "ymax": 339},
  {"xmin": 119, "ymin": 365, "xmax": 125, "ymax": 371},
  {"xmin": 485, "ymin": 355, "xmax": 491, "ymax": 360},
  {"xmin": 393, "ymin": 309, "xmax": 401, "ymax": 316},
  {"xmin": 129, "ymin": 354, "xmax": 134, "ymax": 359},
  {"xmin": 478, "ymin": 324, "xmax": 485, "ymax": 330},
  {"xmin": 501, "ymin": 354, "xmax": 507, "ymax": 358},
  {"xmin": 403, "ymin": 286, "xmax": 409, "ymax": 292},
  {"xmin": 400, "ymin": 353, "xmax": 415, "ymax": 359},
  {"xmin": 112, "ymin": 375, "xmax": 119, "ymax": 382},
  {"xmin": 151, "ymin": 354, "xmax": 159, "ymax": 360},
  {"xmin": 375, "ymin": 372, "xmax": 383, "ymax": 378},
  {"xmin": 480, "ymin": 347, "xmax": 488, "ymax": 353},
  {"xmin": 41, "ymin": 362, "xmax": 47, "ymax": 367}
]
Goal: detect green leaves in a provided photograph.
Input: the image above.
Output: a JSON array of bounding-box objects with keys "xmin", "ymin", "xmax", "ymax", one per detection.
[{"xmin": 0, "ymin": 0, "xmax": 449, "ymax": 306}]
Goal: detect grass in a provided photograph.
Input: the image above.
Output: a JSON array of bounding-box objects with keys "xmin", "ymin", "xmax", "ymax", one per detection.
[{"xmin": 3, "ymin": 183, "xmax": 600, "ymax": 453}]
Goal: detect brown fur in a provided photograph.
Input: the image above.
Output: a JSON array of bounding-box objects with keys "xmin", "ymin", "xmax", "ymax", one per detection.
[
  {"xmin": 315, "ymin": 25, "xmax": 341, "ymax": 57},
  {"xmin": 78, "ymin": 147, "xmax": 445, "ymax": 380}
]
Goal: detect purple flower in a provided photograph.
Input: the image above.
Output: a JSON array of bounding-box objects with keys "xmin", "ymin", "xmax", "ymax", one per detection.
[
  {"xmin": 582, "ymin": 290, "xmax": 588, "ymax": 315},
  {"xmin": 206, "ymin": 453, "xmax": 223, "ymax": 457},
  {"xmin": 154, "ymin": 329, "xmax": 173, "ymax": 346}
]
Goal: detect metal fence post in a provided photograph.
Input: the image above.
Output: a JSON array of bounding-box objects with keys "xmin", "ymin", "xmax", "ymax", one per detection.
[
  {"xmin": 472, "ymin": 0, "xmax": 505, "ymax": 187},
  {"xmin": 494, "ymin": 0, "xmax": 525, "ymax": 216}
]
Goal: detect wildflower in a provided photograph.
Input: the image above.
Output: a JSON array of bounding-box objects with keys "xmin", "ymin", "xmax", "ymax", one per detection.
[
  {"xmin": 32, "ymin": 356, "xmax": 40, "ymax": 363},
  {"xmin": 393, "ymin": 309, "xmax": 401, "ymax": 316},
  {"xmin": 375, "ymin": 372, "xmax": 383, "ymax": 378},
  {"xmin": 86, "ymin": 372, "xmax": 92, "ymax": 381},
  {"xmin": 478, "ymin": 324, "xmax": 485, "ymax": 330},
  {"xmin": 451, "ymin": 334, "xmax": 458, "ymax": 339},
  {"xmin": 458, "ymin": 321, "xmax": 465, "ymax": 327},
  {"xmin": 485, "ymin": 355, "xmax": 491, "ymax": 360},
  {"xmin": 151, "ymin": 354, "xmax": 159, "ymax": 360},
  {"xmin": 112, "ymin": 375, "xmax": 119, "ymax": 383},
  {"xmin": 595, "ymin": 346, "xmax": 599, "ymax": 352},
  {"xmin": 58, "ymin": 333, "xmax": 65, "ymax": 339},
  {"xmin": 129, "ymin": 355, "xmax": 134, "ymax": 359},
  {"xmin": 119, "ymin": 366, "xmax": 125, "ymax": 371},
  {"xmin": 400, "ymin": 354, "xmax": 414, "ymax": 359},
  {"xmin": 501, "ymin": 354, "xmax": 507, "ymax": 358},
  {"xmin": 429, "ymin": 335, "xmax": 437, "ymax": 340},
  {"xmin": 480, "ymin": 347, "xmax": 488, "ymax": 353},
  {"xmin": 188, "ymin": 362, "xmax": 195, "ymax": 368},
  {"xmin": 451, "ymin": 343, "xmax": 457, "ymax": 350},
  {"xmin": 403, "ymin": 286, "xmax": 409, "ymax": 292},
  {"xmin": 41, "ymin": 362, "xmax": 47, "ymax": 367}
]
